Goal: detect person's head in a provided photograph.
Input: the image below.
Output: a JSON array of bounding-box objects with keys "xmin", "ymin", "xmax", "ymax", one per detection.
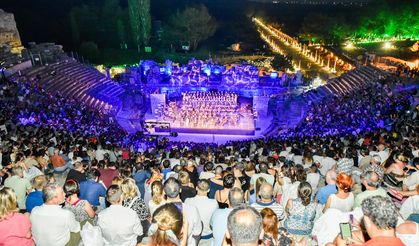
[
  {"xmin": 0, "ymin": 187, "xmax": 18, "ymax": 220},
  {"xmin": 86, "ymin": 169, "xmax": 100, "ymax": 181},
  {"xmin": 310, "ymin": 164, "xmax": 318, "ymax": 173},
  {"xmin": 228, "ymin": 187, "xmax": 244, "ymax": 208},
  {"xmin": 336, "ymin": 173, "xmax": 353, "ymax": 193},
  {"xmin": 151, "ymin": 180, "xmax": 164, "ymax": 205},
  {"xmin": 361, "ymin": 170, "xmax": 380, "ymax": 190},
  {"xmin": 361, "ymin": 196, "xmax": 398, "ymax": 237},
  {"xmin": 73, "ymin": 161, "xmax": 83, "ymax": 171},
  {"xmin": 11, "ymin": 166, "xmax": 24, "ymax": 178},
  {"xmin": 215, "ymin": 165, "xmax": 223, "ymax": 176},
  {"xmin": 111, "ymin": 176, "xmax": 124, "ymax": 186},
  {"xmin": 196, "ymin": 179, "xmax": 210, "ymax": 195},
  {"xmin": 298, "ymin": 182, "xmax": 312, "ymax": 206},
  {"xmin": 244, "ymin": 162, "xmax": 255, "ymax": 172},
  {"xmin": 204, "ymin": 162, "xmax": 214, "ymax": 172},
  {"xmin": 106, "ymin": 185, "xmax": 123, "ymax": 205},
  {"xmin": 227, "ymin": 205, "xmax": 263, "ymax": 246},
  {"xmin": 325, "ymin": 170, "xmax": 337, "ymax": 185},
  {"xmin": 162, "ymin": 159, "xmax": 171, "ymax": 169},
  {"xmin": 32, "ymin": 175, "xmax": 47, "ymax": 191},
  {"xmin": 150, "ymin": 203, "xmax": 184, "ymax": 246},
  {"xmin": 64, "ymin": 179, "xmax": 80, "ymax": 197},
  {"xmin": 260, "ymin": 208, "xmax": 278, "ymax": 240},
  {"xmin": 178, "ymin": 171, "xmax": 190, "ymax": 186},
  {"xmin": 121, "ymin": 178, "xmax": 140, "ymax": 199},
  {"xmin": 223, "ymin": 173, "xmax": 235, "ymax": 189},
  {"xmin": 377, "ymin": 144, "xmax": 385, "ymax": 152},
  {"xmin": 258, "ymin": 183, "xmax": 273, "ymax": 202},
  {"xmin": 43, "ymin": 182, "xmax": 66, "ymax": 205},
  {"xmin": 164, "ymin": 177, "xmax": 181, "ymax": 199},
  {"xmin": 259, "ymin": 163, "xmax": 268, "ymax": 174}
]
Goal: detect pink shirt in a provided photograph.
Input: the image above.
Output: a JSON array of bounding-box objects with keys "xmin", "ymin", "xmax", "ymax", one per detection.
[{"xmin": 0, "ymin": 213, "xmax": 34, "ymax": 246}]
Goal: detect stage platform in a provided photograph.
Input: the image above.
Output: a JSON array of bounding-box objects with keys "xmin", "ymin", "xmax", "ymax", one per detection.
[{"xmin": 155, "ymin": 126, "xmax": 255, "ymax": 135}]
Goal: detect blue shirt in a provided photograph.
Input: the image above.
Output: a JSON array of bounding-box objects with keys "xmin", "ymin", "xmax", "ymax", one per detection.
[
  {"xmin": 133, "ymin": 170, "xmax": 151, "ymax": 198},
  {"xmin": 209, "ymin": 180, "xmax": 223, "ymax": 199},
  {"xmin": 210, "ymin": 208, "xmax": 233, "ymax": 246},
  {"xmin": 26, "ymin": 190, "xmax": 43, "ymax": 213},
  {"xmin": 316, "ymin": 184, "xmax": 337, "ymax": 205},
  {"xmin": 80, "ymin": 180, "xmax": 106, "ymax": 206}
]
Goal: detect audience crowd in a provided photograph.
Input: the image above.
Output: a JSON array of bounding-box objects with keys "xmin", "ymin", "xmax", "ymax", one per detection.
[{"xmin": 0, "ymin": 65, "xmax": 418, "ymax": 246}]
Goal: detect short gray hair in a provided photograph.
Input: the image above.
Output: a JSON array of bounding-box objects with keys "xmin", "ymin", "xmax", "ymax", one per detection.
[
  {"xmin": 228, "ymin": 187, "xmax": 244, "ymax": 207},
  {"xmin": 197, "ymin": 179, "xmax": 210, "ymax": 192},
  {"xmin": 228, "ymin": 205, "xmax": 262, "ymax": 245},
  {"xmin": 362, "ymin": 196, "xmax": 398, "ymax": 230},
  {"xmin": 42, "ymin": 182, "xmax": 61, "ymax": 202},
  {"xmin": 258, "ymin": 183, "xmax": 273, "ymax": 200},
  {"xmin": 11, "ymin": 166, "xmax": 23, "ymax": 176},
  {"xmin": 361, "ymin": 170, "xmax": 380, "ymax": 188},
  {"xmin": 164, "ymin": 177, "xmax": 180, "ymax": 198}
]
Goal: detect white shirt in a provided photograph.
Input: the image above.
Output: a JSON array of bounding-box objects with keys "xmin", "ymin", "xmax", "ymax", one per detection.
[
  {"xmin": 377, "ymin": 150, "xmax": 389, "ymax": 164},
  {"xmin": 403, "ymin": 172, "xmax": 419, "ymax": 191},
  {"xmin": 95, "ymin": 149, "xmax": 108, "ymax": 161},
  {"xmin": 400, "ymin": 195, "xmax": 419, "ymax": 220},
  {"xmin": 98, "ymin": 205, "xmax": 143, "ymax": 246},
  {"xmin": 180, "ymin": 202, "xmax": 203, "ymax": 246},
  {"xmin": 318, "ymin": 157, "xmax": 337, "ymax": 176},
  {"xmin": 185, "ymin": 195, "xmax": 219, "ymax": 237},
  {"xmin": 307, "ymin": 172, "xmax": 320, "ymax": 190},
  {"xmin": 30, "ymin": 204, "xmax": 80, "ymax": 246}
]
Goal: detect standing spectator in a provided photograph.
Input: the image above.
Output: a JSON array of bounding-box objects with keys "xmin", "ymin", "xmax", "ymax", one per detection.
[
  {"xmin": 323, "ymin": 173, "xmax": 354, "ymax": 213},
  {"xmin": 65, "ymin": 161, "xmax": 86, "ymax": 184},
  {"xmin": 30, "ymin": 183, "xmax": 81, "ymax": 246},
  {"xmin": 4, "ymin": 166, "xmax": 31, "ymax": 211},
  {"xmin": 79, "ymin": 169, "xmax": 106, "ymax": 208},
  {"xmin": 50, "ymin": 148, "xmax": 67, "ymax": 172},
  {"xmin": 133, "ymin": 163, "xmax": 151, "ymax": 199},
  {"xmin": 25, "ymin": 175, "xmax": 47, "ymax": 213},
  {"xmin": 0, "ymin": 187, "xmax": 34, "ymax": 246},
  {"xmin": 185, "ymin": 179, "xmax": 219, "ymax": 245},
  {"xmin": 98, "ymin": 185, "xmax": 143, "ymax": 246},
  {"xmin": 250, "ymin": 163, "xmax": 275, "ymax": 189},
  {"xmin": 179, "ymin": 171, "xmax": 196, "ymax": 202}
]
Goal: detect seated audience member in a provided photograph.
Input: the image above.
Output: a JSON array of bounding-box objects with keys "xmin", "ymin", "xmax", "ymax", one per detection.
[
  {"xmin": 4, "ymin": 166, "xmax": 32, "ymax": 211},
  {"xmin": 334, "ymin": 196, "xmax": 404, "ymax": 246},
  {"xmin": 354, "ymin": 170, "xmax": 388, "ymax": 208},
  {"xmin": 316, "ymin": 170, "xmax": 338, "ymax": 205},
  {"xmin": 285, "ymin": 182, "xmax": 317, "ymax": 237},
  {"xmin": 199, "ymin": 162, "xmax": 215, "ymax": 180},
  {"xmin": 0, "ymin": 187, "xmax": 34, "ymax": 246},
  {"xmin": 307, "ymin": 164, "xmax": 320, "ymax": 192},
  {"xmin": 120, "ymin": 178, "xmax": 150, "ymax": 237},
  {"xmin": 139, "ymin": 203, "xmax": 188, "ymax": 246},
  {"xmin": 185, "ymin": 179, "xmax": 219, "ymax": 245},
  {"xmin": 399, "ymin": 185, "xmax": 419, "ymax": 222},
  {"xmin": 98, "ymin": 185, "xmax": 143, "ymax": 246},
  {"xmin": 211, "ymin": 187, "xmax": 244, "ymax": 246},
  {"xmin": 225, "ymin": 204, "xmax": 263, "ymax": 246},
  {"xmin": 248, "ymin": 177, "xmax": 266, "ymax": 205},
  {"xmin": 80, "ymin": 169, "xmax": 106, "ymax": 208},
  {"xmin": 63, "ymin": 179, "xmax": 95, "ymax": 223},
  {"xmin": 30, "ymin": 182, "xmax": 81, "ymax": 246},
  {"xmin": 215, "ymin": 173, "xmax": 235, "ymax": 209},
  {"xmin": 250, "ymin": 163, "xmax": 275, "ymax": 189},
  {"xmin": 178, "ymin": 171, "xmax": 196, "ymax": 202},
  {"xmin": 323, "ymin": 172, "xmax": 354, "ymax": 213},
  {"xmin": 65, "ymin": 161, "xmax": 86, "ymax": 184},
  {"xmin": 26, "ymin": 175, "xmax": 47, "ymax": 213},
  {"xmin": 164, "ymin": 177, "xmax": 202, "ymax": 246},
  {"xmin": 251, "ymin": 182, "xmax": 285, "ymax": 221},
  {"xmin": 260, "ymin": 208, "xmax": 279, "ymax": 245}
]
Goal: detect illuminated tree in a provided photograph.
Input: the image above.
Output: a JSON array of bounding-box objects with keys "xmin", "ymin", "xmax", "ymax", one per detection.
[{"xmin": 128, "ymin": 0, "xmax": 151, "ymax": 52}]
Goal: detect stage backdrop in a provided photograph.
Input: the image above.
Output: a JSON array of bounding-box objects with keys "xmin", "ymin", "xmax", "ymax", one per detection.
[
  {"xmin": 253, "ymin": 96, "xmax": 270, "ymax": 117},
  {"xmin": 150, "ymin": 93, "xmax": 166, "ymax": 116}
]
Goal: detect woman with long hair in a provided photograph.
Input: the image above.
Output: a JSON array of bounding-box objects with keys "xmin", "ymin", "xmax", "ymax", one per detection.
[
  {"xmin": 121, "ymin": 178, "xmax": 151, "ymax": 236},
  {"xmin": 285, "ymin": 182, "xmax": 317, "ymax": 237},
  {"xmin": 0, "ymin": 187, "xmax": 34, "ymax": 245},
  {"xmin": 148, "ymin": 180, "xmax": 166, "ymax": 215},
  {"xmin": 139, "ymin": 203, "xmax": 188, "ymax": 246},
  {"xmin": 323, "ymin": 172, "xmax": 354, "ymax": 213},
  {"xmin": 247, "ymin": 176, "xmax": 267, "ymax": 204},
  {"xmin": 261, "ymin": 208, "xmax": 279, "ymax": 246}
]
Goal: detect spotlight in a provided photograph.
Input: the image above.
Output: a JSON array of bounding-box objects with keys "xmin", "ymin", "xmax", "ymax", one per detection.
[{"xmin": 383, "ymin": 42, "xmax": 392, "ymax": 50}]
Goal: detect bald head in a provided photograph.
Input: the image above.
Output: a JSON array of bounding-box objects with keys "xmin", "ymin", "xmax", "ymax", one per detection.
[
  {"xmin": 227, "ymin": 205, "xmax": 262, "ymax": 246},
  {"xmin": 325, "ymin": 170, "xmax": 337, "ymax": 185},
  {"xmin": 228, "ymin": 187, "xmax": 244, "ymax": 208},
  {"xmin": 258, "ymin": 183, "xmax": 273, "ymax": 201}
]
